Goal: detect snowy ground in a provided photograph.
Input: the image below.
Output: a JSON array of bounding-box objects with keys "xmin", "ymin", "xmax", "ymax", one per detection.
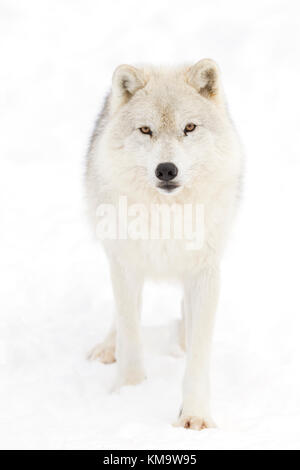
[{"xmin": 1, "ymin": 0, "xmax": 300, "ymax": 450}]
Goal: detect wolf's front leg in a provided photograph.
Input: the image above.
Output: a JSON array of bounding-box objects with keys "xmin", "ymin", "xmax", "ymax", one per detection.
[
  {"xmin": 110, "ymin": 259, "xmax": 145, "ymax": 388},
  {"xmin": 176, "ymin": 267, "xmax": 220, "ymax": 430}
]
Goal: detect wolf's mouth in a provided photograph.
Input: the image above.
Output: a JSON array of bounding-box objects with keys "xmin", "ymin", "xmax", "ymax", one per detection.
[{"xmin": 157, "ymin": 182, "xmax": 180, "ymax": 193}]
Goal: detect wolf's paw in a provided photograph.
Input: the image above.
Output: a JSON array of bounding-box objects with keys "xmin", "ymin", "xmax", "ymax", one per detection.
[
  {"xmin": 87, "ymin": 343, "xmax": 116, "ymax": 364},
  {"xmin": 173, "ymin": 414, "xmax": 216, "ymax": 431},
  {"xmin": 112, "ymin": 368, "xmax": 146, "ymax": 391}
]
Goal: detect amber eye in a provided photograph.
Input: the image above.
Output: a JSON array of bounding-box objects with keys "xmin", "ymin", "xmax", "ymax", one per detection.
[
  {"xmin": 184, "ymin": 123, "xmax": 196, "ymax": 135},
  {"xmin": 140, "ymin": 126, "xmax": 152, "ymax": 136}
]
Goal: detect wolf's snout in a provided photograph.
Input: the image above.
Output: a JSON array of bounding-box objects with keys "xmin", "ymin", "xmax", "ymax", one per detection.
[{"xmin": 155, "ymin": 163, "xmax": 178, "ymax": 181}]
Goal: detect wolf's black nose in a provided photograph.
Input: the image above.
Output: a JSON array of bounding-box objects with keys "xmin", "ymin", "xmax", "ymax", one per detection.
[{"xmin": 155, "ymin": 162, "xmax": 178, "ymax": 181}]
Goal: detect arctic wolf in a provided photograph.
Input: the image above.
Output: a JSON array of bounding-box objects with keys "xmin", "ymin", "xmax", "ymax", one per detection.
[{"xmin": 85, "ymin": 59, "xmax": 242, "ymax": 430}]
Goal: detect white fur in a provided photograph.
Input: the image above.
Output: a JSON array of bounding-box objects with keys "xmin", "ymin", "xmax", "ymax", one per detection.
[{"xmin": 86, "ymin": 59, "xmax": 243, "ymax": 430}]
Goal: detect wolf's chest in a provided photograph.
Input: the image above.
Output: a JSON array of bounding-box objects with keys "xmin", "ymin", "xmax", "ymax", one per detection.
[{"xmin": 105, "ymin": 237, "xmax": 208, "ymax": 278}]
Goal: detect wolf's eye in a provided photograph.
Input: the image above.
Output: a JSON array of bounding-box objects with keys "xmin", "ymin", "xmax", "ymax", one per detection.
[
  {"xmin": 184, "ymin": 123, "xmax": 196, "ymax": 135},
  {"xmin": 140, "ymin": 126, "xmax": 152, "ymax": 136}
]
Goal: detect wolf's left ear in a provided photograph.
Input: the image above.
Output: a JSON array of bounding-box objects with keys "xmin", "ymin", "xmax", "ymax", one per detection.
[
  {"xmin": 187, "ymin": 59, "xmax": 223, "ymax": 105},
  {"xmin": 111, "ymin": 64, "xmax": 145, "ymax": 112}
]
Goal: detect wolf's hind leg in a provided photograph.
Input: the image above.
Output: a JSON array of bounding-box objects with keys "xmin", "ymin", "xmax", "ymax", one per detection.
[{"xmin": 88, "ymin": 325, "xmax": 116, "ymax": 364}]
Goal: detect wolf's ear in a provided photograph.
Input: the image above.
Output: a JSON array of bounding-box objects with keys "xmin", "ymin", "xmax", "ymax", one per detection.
[
  {"xmin": 187, "ymin": 59, "xmax": 223, "ymax": 105},
  {"xmin": 111, "ymin": 64, "xmax": 145, "ymax": 112}
]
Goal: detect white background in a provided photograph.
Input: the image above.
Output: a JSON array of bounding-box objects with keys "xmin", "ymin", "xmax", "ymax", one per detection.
[{"xmin": 1, "ymin": 0, "xmax": 300, "ymax": 449}]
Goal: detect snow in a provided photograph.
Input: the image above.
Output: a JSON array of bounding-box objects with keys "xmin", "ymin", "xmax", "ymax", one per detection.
[{"xmin": 1, "ymin": 0, "xmax": 300, "ymax": 450}]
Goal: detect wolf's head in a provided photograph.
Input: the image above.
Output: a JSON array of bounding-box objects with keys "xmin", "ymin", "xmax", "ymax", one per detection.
[{"xmin": 97, "ymin": 60, "xmax": 240, "ymax": 199}]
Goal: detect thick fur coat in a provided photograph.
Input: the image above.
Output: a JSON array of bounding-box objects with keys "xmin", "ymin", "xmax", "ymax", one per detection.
[{"xmin": 85, "ymin": 59, "xmax": 243, "ymax": 430}]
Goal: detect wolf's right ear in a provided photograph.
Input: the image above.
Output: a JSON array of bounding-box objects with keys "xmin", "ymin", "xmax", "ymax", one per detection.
[{"xmin": 111, "ymin": 65, "xmax": 145, "ymax": 112}]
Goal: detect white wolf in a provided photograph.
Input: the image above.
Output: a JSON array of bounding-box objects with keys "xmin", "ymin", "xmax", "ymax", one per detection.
[{"xmin": 85, "ymin": 59, "xmax": 243, "ymax": 430}]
